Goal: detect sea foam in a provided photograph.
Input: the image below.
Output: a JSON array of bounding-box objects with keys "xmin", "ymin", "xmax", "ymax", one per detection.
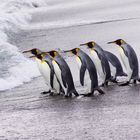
[{"xmin": 0, "ymin": 0, "xmax": 47, "ymax": 91}]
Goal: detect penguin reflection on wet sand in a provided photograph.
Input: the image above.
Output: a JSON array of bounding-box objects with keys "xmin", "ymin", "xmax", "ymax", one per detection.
[
  {"xmin": 80, "ymin": 41, "xmax": 112, "ymax": 86},
  {"xmin": 108, "ymin": 39, "xmax": 140, "ymax": 86},
  {"xmin": 46, "ymin": 50, "xmax": 79, "ymax": 97},
  {"xmin": 23, "ymin": 48, "xmax": 62, "ymax": 95},
  {"xmin": 64, "ymin": 48, "xmax": 105, "ymax": 96}
]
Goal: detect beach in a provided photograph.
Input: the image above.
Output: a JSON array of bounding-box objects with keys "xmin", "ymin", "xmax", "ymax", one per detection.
[
  {"xmin": 1, "ymin": 0, "xmax": 140, "ymax": 139},
  {"xmin": 1, "ymin": 17, "xmax": 140, "ymax": 139}
]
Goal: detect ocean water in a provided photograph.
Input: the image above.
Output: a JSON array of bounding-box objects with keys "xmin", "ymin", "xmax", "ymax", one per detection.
[
  {"xmin": 0, "ymin": 0, "xmax": 47, "ymax": 91},
  {"xmin": 1, "ymin": 0, "xmax": 140, "ymax": 91}
]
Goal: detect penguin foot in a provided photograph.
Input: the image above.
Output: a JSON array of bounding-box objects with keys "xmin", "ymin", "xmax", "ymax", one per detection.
[
  {"xmin": 134, "ymin": 80, "xmax": 137, "ymax": 84},
  {"xmin": 69, "ymin": 93, "xmax": 72, "ymax": 97},
  {"xmin": 60, "ymin": 88, "xmax": 65, "ymax": 95},
  {"xmin": 83, "ymin": 93, "xmax": 93, "ymax": 97},
  {"xmin": 64, "ymin": 94, "xmax": 70, "ymax": 98},
  {"xmin": 41, "ymin": 90, "xmax": 51, "ymax": 94},
  {"xmin": 119, "ymin": 81, "xmax": 129, "ymax": 86},
  {"xmin": 101, "ymin": 83, "xmax": 105, "ymax": 87},
  {"xmin": 49, "ymin": 92, "xmax": 54, "ymax": 96},
  {"xmin": 101, "ymin": 81, "xmax": 108, "ymax": 87},
  {"xmin": 73, "ymin": 91, "xmax": 79, "ymax": 97},
  {"xmin": 96, "ymin": 88, "xmax": 105, "ymax": 95},
  {"xmin": 110, "ymin": 78, "xmax": 118, "ymax": 83},
  {"xmin": 138, "ymin": 79, "xmax": 140, "ymax": 82},
  {"xmin": 64, "ymin": 93, "xmax": 72, "ymax": 98},
  {"xmin": 105, "ymin": 81, "xmax": 108, "ymax": 86}
]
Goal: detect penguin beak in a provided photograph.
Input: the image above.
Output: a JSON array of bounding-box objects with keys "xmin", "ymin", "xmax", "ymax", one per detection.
[
  {"xmin": 63, "ymin": 50, "xmax": 74, "ymax": 57},
  {"xmin": 29, "ymin": 56, "xmax": 36, "ymax": 58},
  {"xmin": 107, "ymin": 41, "xmax": 115, "ymax": 44},
  {"xmin": 80, "ymin": 43, "xmax": 87, "ymax": 46},
  {"xmin": 63, "ymin": 50, "xmax": 71, "ymax": 53},
  {"xmin": 23, "ymin": 50, "xmax": 31, "ymax": 53}
]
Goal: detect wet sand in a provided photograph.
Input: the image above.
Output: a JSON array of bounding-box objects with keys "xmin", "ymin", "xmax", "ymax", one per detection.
[{"xmin": 1, "ymin": 19, "xmax": 140, "ymax": 139}]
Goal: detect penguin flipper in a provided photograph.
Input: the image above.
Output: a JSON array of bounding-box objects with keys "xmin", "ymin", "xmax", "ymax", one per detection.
[
  {"xmin": 50, "ymin": 71, "xmax": 54, "ymax": 88},
  {"xmin": 80, "ymin": 63, "xmax": 86, "ymax": 86}
]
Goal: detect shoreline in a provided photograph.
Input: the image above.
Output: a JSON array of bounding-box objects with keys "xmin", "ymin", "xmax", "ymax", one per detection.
[{"xmin": 1, "ymin": 17, "xmax": 140, "ymax": 139}]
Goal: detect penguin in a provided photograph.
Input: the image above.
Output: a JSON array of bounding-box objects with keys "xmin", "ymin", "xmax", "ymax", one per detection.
[
  {"xmin": 80, "ymin": 41, "xmax": 112, "ymax": 86},
  {"xmin": 46, "ymin": 50, "xmax": 79, "ymax": 97},
  {"xmin": 108, "ymin": 39, "xmax": 140, "ymax": 86},
  {"xmin": 64, "ymin": 48, "xmax": 105, "ymax": 96},
  {"xmin": 23, "ymin": 48, "xmax": 62, "ymax": 95},
  {"xmin": 104, "ymin": 50, "xmax": 127, "ymax": 82}
]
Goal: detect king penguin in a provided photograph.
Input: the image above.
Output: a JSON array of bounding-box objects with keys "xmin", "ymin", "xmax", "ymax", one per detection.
[
  {"xmin": 108, "ymin": 39, "xmax": 140, "ymax": 86},
  {"xmin": 104, "ymin": 50, "xmax": 127, "ymax": 82},
  {"xmin": 64, "ymin": 48, "xmax": 105, "ymax": 96},
  {"xmin": 47, "ymin": 50, "xmax": 79, "ymax": 97},
  {"xmin": 23, "ymin": 48, "xmax": 62, "ymax": 95},
  {"xmin": 80, "ymin": 41, "xmax": 112, "ymax": 86}
]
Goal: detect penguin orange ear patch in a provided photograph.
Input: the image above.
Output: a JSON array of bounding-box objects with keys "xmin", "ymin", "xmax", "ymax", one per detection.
[
  {"xmin": 54, "ymin": 51, "xmax": 57, "ymax": 57},
  {"xmin": 120, "ymin": 39, "xmax": 124, "ymax": 44},
  {"xmin": 41, "ymin": 53, "xmax": 45, "ymax": 58},
  {"xmin": 76, "ymin": 48, "xmax": 79, "ymax": 53},
  {"xmin": 36, "ymin": 49, "xmax": 39, "ymax": 53},
  {"xmin": 41, "ymin": 60, "xmax": 45, "ymax": 63},
  {"xmin": 52, "ymin": 60, "xmax": 57, "ymax": 65},
  {"xmin": 92, "ymin": 42, "xmax": 95, "ymax": 46}
]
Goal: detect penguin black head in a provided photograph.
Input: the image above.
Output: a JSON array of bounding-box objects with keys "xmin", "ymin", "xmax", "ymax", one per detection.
[
  {"xmin": 108, "ymin": 39, "xmax": 125, "ymax": 46},
  {"xmin": 63, "ymin": 48, "xmax": 80, "ymax": 55},
  {"xmin": 23, "ymin": 48, "xmax": 41, "ymax": 56},
  {"xmin": 29, "ymin": 53, "xmax": 45, "ymax": 60},
  {"xmin": 47, "ymin": 50, "xmax": 58, "ymax": 58},
  {"xmin": 80, "ymin": 41, "xmax": 95, "ymax": 49},
  {"xmin": 36, "ymin": 53, "xmax": 45, "ymax": 60},
  {"xmin": 71, "ymin": 48, "xmax": 80, "ymax": 55}
]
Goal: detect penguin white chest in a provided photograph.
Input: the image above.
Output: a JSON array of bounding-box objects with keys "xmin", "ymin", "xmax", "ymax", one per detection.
[
  {"xmin": 36, "ymin": 58, "xmax": 45, "ymax": 76},
  {"xmin": 118, "ymin": 46, "xmax": 132, "ymax": 80},
  {"xmin": 35, "ymin": 58, "xmax": 51, "ymax": 87},
  {"xmin": 108, "ymin": 62, "xmax": 116, "ymax": 78},
  {"xmin": 75, "ymin": 56, "xmax": 82, "ymax": 68},
  {"xmin": 52, "ymin": 60, "xmax": 66, "ymax": 93},
  {"xmin": 41, "ymin": 61, "xmax": 51, "ymax": 84},
  {"xmin": 89, "ymin": 49, "xmax": 105, "ymax": 83}
]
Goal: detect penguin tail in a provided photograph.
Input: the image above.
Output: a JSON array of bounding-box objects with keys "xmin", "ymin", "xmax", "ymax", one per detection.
[{"xmin": 60, "ymin": 86, "xmax": 65, "ymax": 95}]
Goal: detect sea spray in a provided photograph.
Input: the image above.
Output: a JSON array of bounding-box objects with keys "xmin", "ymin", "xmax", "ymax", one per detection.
[{"xmin": 0, "ymin": 0, "xmax": 47, "ymax": 91}]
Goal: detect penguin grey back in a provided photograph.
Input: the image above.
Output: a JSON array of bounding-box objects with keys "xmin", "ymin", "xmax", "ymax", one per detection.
[{"xmin": 123, "ymin": 44, "xmax": 139, "ymax": 80}]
